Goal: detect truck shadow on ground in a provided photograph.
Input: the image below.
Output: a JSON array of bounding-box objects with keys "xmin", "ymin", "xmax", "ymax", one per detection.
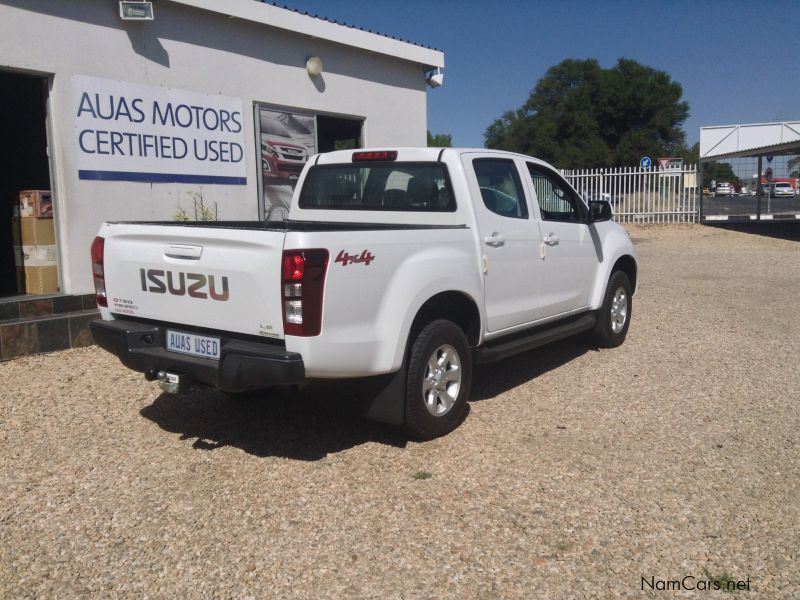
[
  {"xmin": 471, "ymin": 338, "xmax": 590, "ymax": 401},
  {"xmin": 140, "ymin": 379, "xmax": 410, "ymax": 461},
  {"xmin": 140, "ymin": 337, "xmax": 590, "ymax": 460}
]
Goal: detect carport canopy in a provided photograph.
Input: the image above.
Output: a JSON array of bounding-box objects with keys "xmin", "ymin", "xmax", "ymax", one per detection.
[{"xmin": 700, "ymin": 121, "xmax": 800, "ymax": 160}]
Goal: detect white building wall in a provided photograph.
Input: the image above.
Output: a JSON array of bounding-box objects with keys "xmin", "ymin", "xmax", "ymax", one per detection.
[{"xmin": 0, "ymin": 0, "xmax": 431, "ymax": 295}]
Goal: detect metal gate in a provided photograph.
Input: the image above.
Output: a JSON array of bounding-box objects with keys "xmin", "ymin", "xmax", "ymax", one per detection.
[
  {"xmin": 561, "ymin": 165, "xmax": 698, "ymax": 224},
  {"xmin": 699, "ymin": 155, "xmax": 800, "ymax": 223},
  {"xmin": 699, "ymin": 122, "xmax": 800, "ymax": 223}
]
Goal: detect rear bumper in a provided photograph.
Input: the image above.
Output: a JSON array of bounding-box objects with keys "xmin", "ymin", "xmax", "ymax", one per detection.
[{"xmin": 90, "ymin": 318, "xmax": 305, "ymax": 392}]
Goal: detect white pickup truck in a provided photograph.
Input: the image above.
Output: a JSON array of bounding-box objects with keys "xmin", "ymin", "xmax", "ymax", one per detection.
[{"xmin": 91, "ymin": 148, "xmax": 637, "ymax": 439}]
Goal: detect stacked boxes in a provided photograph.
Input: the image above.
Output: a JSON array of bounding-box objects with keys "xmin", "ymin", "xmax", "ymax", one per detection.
[
  {"xmin": 18, "ymin": 190, "xmax": 53, "ymax": 218},
  {"xmin": 13, "ymin": 190, "xmax": 59, "ymax": 295}
]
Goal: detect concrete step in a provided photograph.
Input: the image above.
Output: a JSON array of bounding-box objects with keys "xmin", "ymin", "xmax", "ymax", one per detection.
[
  {"xmin": 0, "ymin": 293, "xmax": 97, "ymax": 321},
  {"xmin": 0, "ymin": 303, "xmax": 99, "ymax": 361}
]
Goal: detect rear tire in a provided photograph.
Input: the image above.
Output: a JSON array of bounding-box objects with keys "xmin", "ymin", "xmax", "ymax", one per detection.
[
  {"xmin": 591, "ymin": 271, "xmax": 632, "ymax": 348},
  {"xmin": 404, "ymin": 320, "xmax": 471, "ymax": 440}
]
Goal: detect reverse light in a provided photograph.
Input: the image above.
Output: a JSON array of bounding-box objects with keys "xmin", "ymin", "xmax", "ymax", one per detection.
[
  {"xmin": 284, "ymin": 300, "xmax": 303, "ymax": 325},
  {"xmin": 352, "ymin": 150, "xmax": 397, "ymax": 162},
  {"xmin": 90, "ymin": 236, "xmax": 107, "ymax": 308},
  {"xmin": 281, "ymin": 249, "xmax": 329, "ymax": 336}
]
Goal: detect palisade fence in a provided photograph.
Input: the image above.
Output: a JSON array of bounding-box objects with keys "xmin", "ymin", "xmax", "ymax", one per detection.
[{"xmin": 560, "ymin": 164, "xmax": 699, "ymax": 224}]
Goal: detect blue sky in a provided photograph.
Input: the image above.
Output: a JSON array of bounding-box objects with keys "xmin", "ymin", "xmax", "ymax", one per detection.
[{"xmin": 280, "ymin": 0, "xmax": 800, "ymax": 148}]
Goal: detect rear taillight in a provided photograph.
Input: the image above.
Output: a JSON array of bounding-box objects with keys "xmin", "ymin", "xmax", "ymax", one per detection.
[
  {"xmin": 90, "ymin": 236, "xmax": 107, "ymax": 308},
  {"xmin": 281, "ymin": 249, "xmax": 328, "ymax": 336}
]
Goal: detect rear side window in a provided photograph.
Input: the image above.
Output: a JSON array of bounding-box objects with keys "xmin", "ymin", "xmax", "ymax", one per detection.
[
  {"xmin": 298, "ymin": 162, "xmax": 456, "ymax": 211},
  {"xmin": 473, "ymin": 159, "xmax": 528, "ymax": 219}
]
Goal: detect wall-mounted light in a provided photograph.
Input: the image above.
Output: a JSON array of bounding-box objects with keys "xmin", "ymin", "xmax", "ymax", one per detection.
[
  {"xmin": 119, "ymin": 1, "xmax": 154, "ymax": 21},
  {"xmin": 306, "ymin": 56, "xmax": 324, "ymax": 77},
  {"xmin": 425, "ymin": 67, "xmax": 444, "ymax": 88}
]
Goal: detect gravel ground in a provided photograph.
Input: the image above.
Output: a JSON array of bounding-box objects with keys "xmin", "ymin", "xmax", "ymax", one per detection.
[{"xmin": 1, "ymin": 224, "xmax": 798, "ymax": 599}]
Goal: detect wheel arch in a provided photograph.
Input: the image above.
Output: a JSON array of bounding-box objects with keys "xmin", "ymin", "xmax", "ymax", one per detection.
[
  {"xmin": 612, "ymin": 254, "xmax": 637, "ymax": 292},
  {"xmin": 408, "ymin": 291, "xmax": 482, "ymax": 350},
  {"xmin": 589, "ymin": 251, "xmax": 638, "ymax": 309}
]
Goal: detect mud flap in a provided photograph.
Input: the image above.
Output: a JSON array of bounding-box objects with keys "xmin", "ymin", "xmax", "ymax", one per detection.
[{"xmin": 363, "ymin": 362, "xmax": 407, "ymax": 426}]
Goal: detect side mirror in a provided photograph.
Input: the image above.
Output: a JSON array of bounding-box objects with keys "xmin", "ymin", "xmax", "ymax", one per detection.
[{"xmin": 589, "ymin": 200, "xmax": 612, "ymax": 222}]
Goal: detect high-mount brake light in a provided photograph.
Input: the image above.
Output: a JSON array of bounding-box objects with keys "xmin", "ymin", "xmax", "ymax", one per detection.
[
  {"xmin": 281, "ymin": 249, "xmax": 329, "ymax": 336},
  {"xmin": 90, "ymin": 236, "xmax": 107, "ymax": 308},
  {"xmin": 352, "ymin": 150, "xmax": 397, "ymax": 162}
]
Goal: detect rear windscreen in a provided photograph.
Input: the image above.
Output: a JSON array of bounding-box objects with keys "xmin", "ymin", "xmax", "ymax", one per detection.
[{"xmin": 298, "ymin": 162, "xmax": 456, "ymax": 211}]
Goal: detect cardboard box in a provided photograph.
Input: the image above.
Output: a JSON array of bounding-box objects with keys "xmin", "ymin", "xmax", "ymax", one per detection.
[
  {"xmin": 23, "ymin": 266, "xmax": 59, "ymax": 295},
  {"xmin": 13, "ymin": 217, "xmax": 59, "ymax": 294},
  {"xmin": 18, "ymin": 190, "xmax": 53, "ymax": 218},
  {"xmin": 16, "ymin": 216, "xmax": 56, "ymax": 246}
]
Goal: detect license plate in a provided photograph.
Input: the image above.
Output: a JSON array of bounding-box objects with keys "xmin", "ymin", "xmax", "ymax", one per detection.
[{"xmin": 166, "ymin": 330, "xmax": 221, "ymax": 361}]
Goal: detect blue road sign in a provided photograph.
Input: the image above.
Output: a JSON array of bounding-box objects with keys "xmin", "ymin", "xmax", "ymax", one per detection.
[{"xmin": 640, "ymin": 156, "xmax": 652, "ymax": 169}]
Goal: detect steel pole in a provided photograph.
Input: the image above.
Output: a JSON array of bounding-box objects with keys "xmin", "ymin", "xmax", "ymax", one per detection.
[
  {"xmin": 698, "ymin": 160, "xmax": 704, "ymax": 222},
  {"xmin": 757, "ymin": 155, "xmax": 762, "ymax": 220}
]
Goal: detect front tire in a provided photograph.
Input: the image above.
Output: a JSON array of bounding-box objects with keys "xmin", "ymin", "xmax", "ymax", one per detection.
[
  {"xmin": 591, "ymin": 271, "xmax": 632, "ymax": 348},
  {"xmin": 404, "ymin": 320, "xmax": 472, "ymax": 440}
]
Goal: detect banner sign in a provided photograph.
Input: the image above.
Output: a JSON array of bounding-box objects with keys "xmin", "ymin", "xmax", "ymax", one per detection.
[
  {"xmin": 257, "ymin": 107, "xmax": 316, "ymax": 218},
  {"xmin": 73, "ymin": 75, "xmax": 246, "ymax": 185}
]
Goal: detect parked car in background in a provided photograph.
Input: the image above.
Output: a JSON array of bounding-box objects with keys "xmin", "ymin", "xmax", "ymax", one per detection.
[
  {"xmin": 714, "ymin": 182, "xmax": 734, "ymax": 196},
  {"xmin": 583, "ymin": 192, "xmax": 624, "ymax": 204},
  {"xmin": 770, "ymin": 182, "xmax": 796, "ymax": 198}
]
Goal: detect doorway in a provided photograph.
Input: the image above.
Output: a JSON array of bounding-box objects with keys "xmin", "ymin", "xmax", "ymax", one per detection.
[
  {"xmin": 0, "ymin": 70, "xmax": 54, "ymax": 297},
  {"xmin": 317, "ymin": 115, "xmax": 363, "ymax": 153}
]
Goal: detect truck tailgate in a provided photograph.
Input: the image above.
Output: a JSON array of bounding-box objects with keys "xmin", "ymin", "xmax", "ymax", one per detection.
[{"xmin": 101, "ymin": 223, "xmax": 286, "ymax": 340}]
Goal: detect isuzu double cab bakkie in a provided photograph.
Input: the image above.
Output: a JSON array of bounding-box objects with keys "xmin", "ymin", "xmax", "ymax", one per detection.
[{"xmin": 90, "ymin": 148, "xmax": 637, "ymax": 439}]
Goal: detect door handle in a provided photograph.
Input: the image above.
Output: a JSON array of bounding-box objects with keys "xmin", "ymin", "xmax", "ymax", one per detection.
[
  {"xmin": 543, "ymin": 234, "xmax": 560, "ymax": 246},
  {"xmin": 483, "ymin": 232, "xmax": 505, "ymax": 247},
  {"xmin": 164, "ymin": 244, "xmax": 203, "ymax": 259}
]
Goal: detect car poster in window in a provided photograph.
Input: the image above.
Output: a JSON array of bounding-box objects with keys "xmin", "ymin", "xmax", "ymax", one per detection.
[{"xmin": 257, "ymin": 108, "xmax": 316, "ymax": 219}]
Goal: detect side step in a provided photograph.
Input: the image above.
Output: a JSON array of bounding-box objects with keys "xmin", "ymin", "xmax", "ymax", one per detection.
[{"xmin": 474, "ymin": 313, "xmax": 596, "ymax": 365}]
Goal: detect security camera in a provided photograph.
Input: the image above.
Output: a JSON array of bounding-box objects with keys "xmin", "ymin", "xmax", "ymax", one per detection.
[{"xmin": 425, "ymin": 67, "xmax": 444, "ymax": 88}]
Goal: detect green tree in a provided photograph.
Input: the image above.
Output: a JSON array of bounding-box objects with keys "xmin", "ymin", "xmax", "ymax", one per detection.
[
  {"xmin": 484, "ymin": 58, "xmax": 689, "ymax": 168},
  {"xmin": 701, "ymin": 162, "xmax": 739, "ymax": 188},
  {"xmin": 674, "ymin": 143, "xmax": 739, "ymax": 188},
  {"xmin": 676, "ymin": 142, "xmax": 699, "ymax": 165},
  {"xmin": 427, "ymin": 130, "xmax": 452, "ymax": 147}
]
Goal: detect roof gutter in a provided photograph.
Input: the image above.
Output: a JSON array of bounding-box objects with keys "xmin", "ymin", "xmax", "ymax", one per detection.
[{"xmin": 166, "ymin": 0, "xmax": 445, "ymax": 68}]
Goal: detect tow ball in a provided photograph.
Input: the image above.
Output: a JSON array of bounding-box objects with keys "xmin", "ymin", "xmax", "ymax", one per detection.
[{"xmin": 157, "ymin": 371, "xmax": 188, "ymax": 394}]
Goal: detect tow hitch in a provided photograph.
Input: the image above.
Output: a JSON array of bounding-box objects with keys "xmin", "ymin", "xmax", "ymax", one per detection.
[{"xmin": 157, "ymin": 371, "xmax": 190, "ymax": 394}]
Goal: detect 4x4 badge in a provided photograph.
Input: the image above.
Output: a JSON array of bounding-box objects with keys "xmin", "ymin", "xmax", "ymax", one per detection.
[{"xmin": 335, "ymin": 250, "xmax": 375, "ymax": 267}]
